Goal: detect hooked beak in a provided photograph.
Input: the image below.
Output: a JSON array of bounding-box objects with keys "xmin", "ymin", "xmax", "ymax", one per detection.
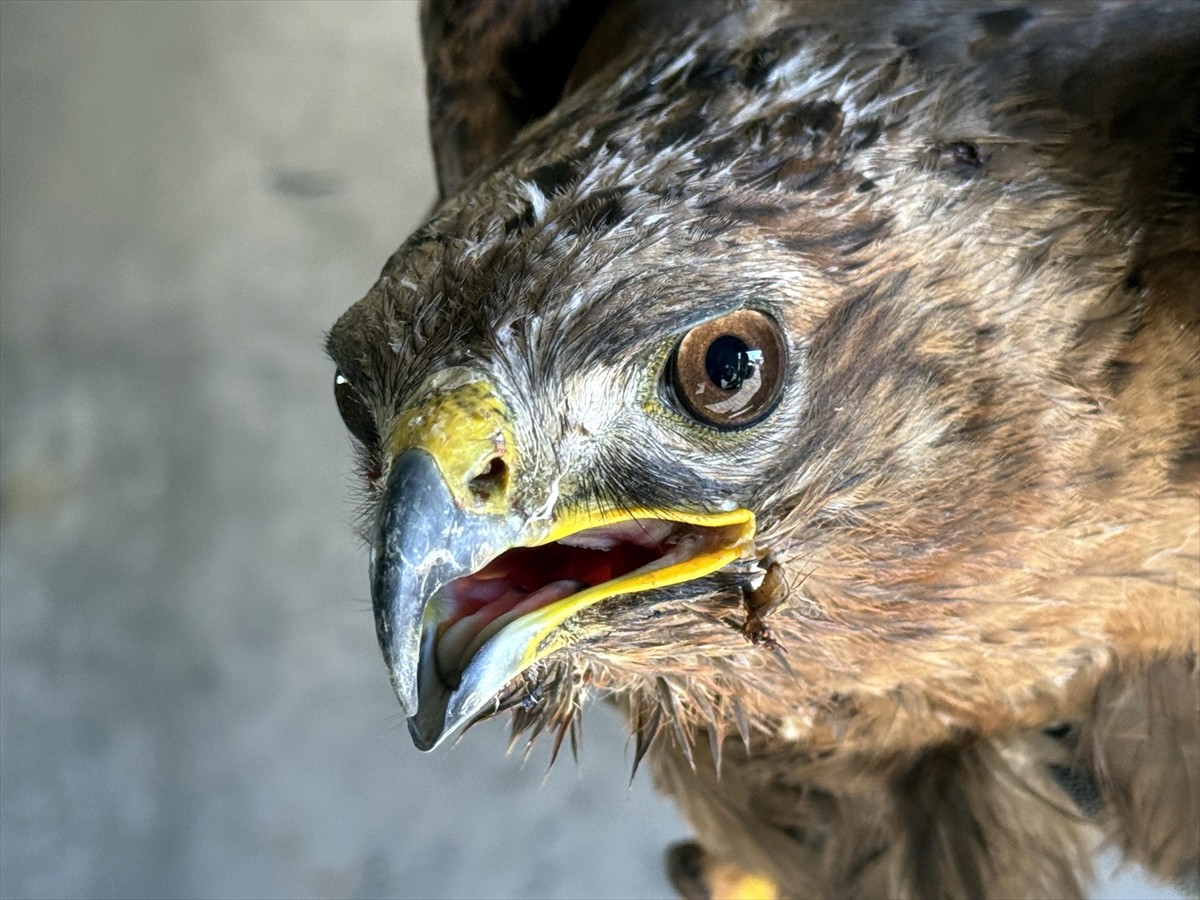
[
  {"xmin": 370, "ymin": 376, "xmax": 755, "ymax": 750},
  {"xmin": 370, "ymin": 447, "xmax": 521, "ymax": 723}
]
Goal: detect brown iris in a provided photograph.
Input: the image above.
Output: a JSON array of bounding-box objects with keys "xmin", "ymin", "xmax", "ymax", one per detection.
[
  {"xmin": 334, "ymin": 370, "xmax": 379, "ymax": 446},
  {"xmin": 668, "ymin": 309, "xmax": 787, "ymax": 429}
]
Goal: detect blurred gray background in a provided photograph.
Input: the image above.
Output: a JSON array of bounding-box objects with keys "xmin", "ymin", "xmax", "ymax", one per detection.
[{"xmin": 0, "ymin": 3, "xmax": 1181, "ymax": 898}]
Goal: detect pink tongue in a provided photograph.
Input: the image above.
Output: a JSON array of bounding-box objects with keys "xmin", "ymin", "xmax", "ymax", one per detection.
[{"xmin": 436, "ymin": 579, "xmax": 586, "ymax": 685}]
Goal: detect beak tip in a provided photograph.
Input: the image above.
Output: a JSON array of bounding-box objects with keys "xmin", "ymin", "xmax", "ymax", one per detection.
[
  {"xmin": 385, "ymin": 666, "xmax": 420, "ymax": 718},
  {"xmin": 407, "ymin": 708, "xmax": 451, "ymax": 751},
  {"xmin": 400, "ymin": 692, "xmax": 419, "ymax": 719},
  {"xmin": 407, "ymin": 718, "xmax": 440, "ymax": 752}
]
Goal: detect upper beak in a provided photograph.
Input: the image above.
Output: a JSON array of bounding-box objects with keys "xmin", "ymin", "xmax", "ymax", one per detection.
[
  {"xmin": 370, "ymin": 446, "xmax": 520, "ymax": 721},
  {"xmin": 370, "ymin": 375, "xmax": 756, "ymax": 750},
  {"xmin": 370, "ymin": 376, "xmax": 524, "ymax": 746}
]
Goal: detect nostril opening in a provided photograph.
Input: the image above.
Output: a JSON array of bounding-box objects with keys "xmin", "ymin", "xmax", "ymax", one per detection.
[{"xmin": 468, "ymin": 456, "xmax": 508, "ymax": 501}]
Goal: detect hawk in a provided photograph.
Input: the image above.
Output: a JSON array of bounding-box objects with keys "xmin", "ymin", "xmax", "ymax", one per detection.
[{"xmin": 327, "ymin": 1, "xmax": 1200, "ymax": 896}]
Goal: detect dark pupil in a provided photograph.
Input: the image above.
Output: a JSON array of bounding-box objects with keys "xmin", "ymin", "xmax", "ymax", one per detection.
[{"xmin": 705, "ymin": 334, "xmax": 755, "ymax": 390}]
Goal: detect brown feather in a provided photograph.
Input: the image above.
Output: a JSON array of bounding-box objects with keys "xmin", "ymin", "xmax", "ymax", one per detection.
[{"xmin": 331, "ymin": 1, "xmax": 1200, "ymax": 895}]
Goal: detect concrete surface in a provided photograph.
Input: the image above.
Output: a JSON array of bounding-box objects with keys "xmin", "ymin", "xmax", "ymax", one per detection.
[{"xmin": 0, "ymin": 3, "xmax": 1182, "ymax": 898}]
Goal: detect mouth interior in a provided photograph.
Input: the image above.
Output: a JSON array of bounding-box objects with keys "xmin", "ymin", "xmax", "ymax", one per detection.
[{"xmin": 433, "ymin": 518, "xmax": 726, "ymax": 687}]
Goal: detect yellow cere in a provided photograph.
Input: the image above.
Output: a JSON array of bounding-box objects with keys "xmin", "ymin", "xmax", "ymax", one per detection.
[
  {"xmin": 714, "ymin": 871, "xmax": 779, "ymax": 900},
  {"xmin": 387, "ymin": 379, "xmax": 516, "ymax": 517}
]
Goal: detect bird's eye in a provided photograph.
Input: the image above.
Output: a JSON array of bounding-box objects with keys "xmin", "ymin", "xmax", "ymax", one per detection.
[
  {"xmin": 667, "ymin": 309, "xmax": 787, "ymax": 429},
  {"xmin": 334, "ymin": 370, "xmax": 379, "ymax": 446}
]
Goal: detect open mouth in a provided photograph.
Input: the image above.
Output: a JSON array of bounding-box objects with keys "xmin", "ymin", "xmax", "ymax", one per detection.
[
  {"xmin": 406, "ymin": 511, "xmax": 753, "ymax": 749},
  {"xmin": 431, "ymin": 519, "xmax": 745, "ymax": 690},
  {"xmin": 368, "ymin": 441, "xmax": 756, "ymax": 751}
]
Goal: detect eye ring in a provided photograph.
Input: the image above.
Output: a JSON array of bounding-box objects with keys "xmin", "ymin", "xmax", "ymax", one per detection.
[
  {"xmin": 334, "ymin": 370, "xmax": 380, "ymax": 446},
  {"xmin": 665, "ymin": 309, "xmax": 788, "ymax": 430}
]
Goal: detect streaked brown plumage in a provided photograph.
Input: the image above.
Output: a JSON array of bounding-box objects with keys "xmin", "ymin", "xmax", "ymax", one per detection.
[{"xmin": 328, "ymin": 1, "xmax": 1200, "ymax": 896}]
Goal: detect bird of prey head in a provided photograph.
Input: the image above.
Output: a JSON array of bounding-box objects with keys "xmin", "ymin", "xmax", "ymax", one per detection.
[{"xmin": 328, "ymin": 1, "xmax": 1198, "ymax": 895}]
